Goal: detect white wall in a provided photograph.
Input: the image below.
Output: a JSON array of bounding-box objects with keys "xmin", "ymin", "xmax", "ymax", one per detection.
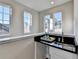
[
  {"xmin": 73, "ymin": 0, "xmax": 78, "ymax": 44},
  {"xmin": 0, "ymin": 0, "xmax": 39, "ymax": 35},
  {"xmin": 39, "ymin": 1, "xmax": 74, "ymax": 35},
  {"xmin": 0, "ymin": 38, "xmax": 35, "ymax": 59}
]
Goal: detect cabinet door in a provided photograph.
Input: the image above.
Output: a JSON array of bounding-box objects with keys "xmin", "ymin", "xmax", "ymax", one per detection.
[
  {"xmin": 72, "ymin": 54, "xmax": 78, "ymax": 59},
  {"xmin": 35, "ymin": 42, "xmax": 46, "ymax": 59},
  {"xmin": 49, "ymin": 47, "xmax": 77, "ymax": 59}
]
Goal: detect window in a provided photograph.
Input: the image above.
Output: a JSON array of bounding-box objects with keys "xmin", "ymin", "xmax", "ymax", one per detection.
[
  {"xmin": 24, "ymin": 11, "xmax": 32, "ymax": 33},
  {"xmin": 0, "ymin": 4, "xmax": 12, "ymax": 35},
  {"xmin": 50, "ymin": 18, "xmax": 53, "ymax": 31},
  {"xmin": 44, "ymin": 12, "xmax": 62, "ymax": 34},
  {"xmin": 53, "ymin": 12, "xmax": 62, "ymax": 34},
  {"xmin": 44, "ymin": 15, "xmax": 53, "ymax": 32}
]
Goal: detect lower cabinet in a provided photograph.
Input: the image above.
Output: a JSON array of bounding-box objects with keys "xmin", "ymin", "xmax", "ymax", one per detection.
[
  {"xmin": 49, "ymin": 47, "xmax": 78, "ymax": 59},
  {"xmin": 35, "ymin": 42, "xmax": 46, "ymax": 59},
  {"xmin": 35, "ymin": 42, "xmax": 77, "ymax": 59}
]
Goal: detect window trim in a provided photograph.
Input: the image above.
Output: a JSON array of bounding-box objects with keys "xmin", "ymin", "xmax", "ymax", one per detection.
[
  {"xmin": 0, "ymin": 3, "xmax": 12, "ymax": 35},
  {"xmin": 44, "ymin": 11, "xmax": 63, "ymax": 34},
  {"xmin": 53, "ymin": 11, "xmax": 63, "ymax": 34},
  {"xmin": 23, "ymin": 11, "xmax": 32, "ymax": 34},
  {"xmin": 44, "ymin": 14, "xmax": 54, "ymax": 33}
]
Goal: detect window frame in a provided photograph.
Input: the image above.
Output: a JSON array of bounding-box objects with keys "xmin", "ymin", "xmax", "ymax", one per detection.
[
  {"xmin": 23, "ymin": 11, "xmax": 32, "ymax": 34},
  {"xmin": 53, "ymin": 11, "xmax": 63, "ymax": 34},
  {"xmin": 44, "ymin": 14, "xmax": 54, "ymax": 33},
  {"xmin": 0, "ymin": 3, "xmax": 12, "ymax": 36},
  {"xmin": 44, "ymin": 11, "xmax": 63, "ymax": 34}
]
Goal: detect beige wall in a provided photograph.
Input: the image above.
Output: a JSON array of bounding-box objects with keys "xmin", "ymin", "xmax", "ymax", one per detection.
[
  {"xmin": 39, "ymin": 1, "xmax": 74, "ymax": 35},
  {"xmin": 0, "ymin": 0, "xmax": 39, "ymax": 35},
  {"xmin": 0, "ymin": 38, "xmax": 35, "ymax": 59}
]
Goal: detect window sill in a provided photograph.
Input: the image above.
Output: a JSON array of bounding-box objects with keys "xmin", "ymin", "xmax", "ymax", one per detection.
[
  {"xmin": 0, "ymin": 34, "xmax": 11, "ymax": 38},
  {"xmin": 0, "ymin": 32, "xmax": 45, "ymax": 45}
]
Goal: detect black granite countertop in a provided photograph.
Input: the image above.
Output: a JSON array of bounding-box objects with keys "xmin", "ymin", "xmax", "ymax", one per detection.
[{"xmin": 34, "ymin": 34, "xmax": 78, "ymax": 54}]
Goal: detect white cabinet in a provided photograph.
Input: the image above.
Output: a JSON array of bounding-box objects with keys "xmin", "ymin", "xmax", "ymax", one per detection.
[
  {"xmin": 35, "ymin": 42, "xmax": 46, "ymax": 59},
  {"xmin": 49, "ymin": 47, "xmax": 77, "ymax": 59}
]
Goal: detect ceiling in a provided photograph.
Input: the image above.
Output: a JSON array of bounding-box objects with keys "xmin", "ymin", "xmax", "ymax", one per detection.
[{"xmin": 15, "ymin": 0, "xmax": 72, "ymax": 11}]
